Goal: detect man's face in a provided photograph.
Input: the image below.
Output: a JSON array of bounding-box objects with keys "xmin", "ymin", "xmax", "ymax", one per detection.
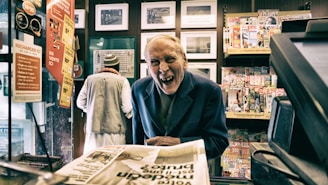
[{"xmin": 145, "ymin": 38, "xmax": 187, "ymax": 95}]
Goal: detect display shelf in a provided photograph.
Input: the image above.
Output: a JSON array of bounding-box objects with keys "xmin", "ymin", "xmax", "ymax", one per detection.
[
  {"xmin": 224, "ymin": 48, "xmax": 271, "ymax": 58},
  {"xmin": 223, "ymin": 10, "xmax": 311, "ymax": 58},
  {"xmin": 226, "ymin": 112, "xmax": 270, "ymax": 120}
]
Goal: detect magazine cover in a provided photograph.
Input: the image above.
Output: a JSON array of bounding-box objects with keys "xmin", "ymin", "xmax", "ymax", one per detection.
[
  {"xmin": 221, "ymin": 129, "xmax": 249, "ymax": 178},
  {"xmin": 55, "ymin": 140, "xmax": 210, "ymax": 185},
  {"xmin": 257, "ymin": 9, "xmax": 279, "ymax": 48},
  {"xmin": 232, "ymin": 25, "xmax": 241, "ymax": 48}
]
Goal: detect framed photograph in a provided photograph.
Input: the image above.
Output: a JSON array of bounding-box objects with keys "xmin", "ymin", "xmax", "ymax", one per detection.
[
  {"xmin": 140, "ymin": 32, "xmax": 176, "ymax": 60},
  {"xmin": 74, "ymin": 9, "xmax": 85, "ymax": 29},
  {"xmin": 181, "ymin": 0, "xmax": 217, "ymax": 28},
  {"xmin": 188, "ymin": 62, "xmax": 217, "ymax": 82},
  {"xmin": 141, "ymin": 1, "xmax": 176, "ymax": 30},
  {"xmin": 92, "ymin": 49, "xmax": 135, "ymax": 77},
  {"xmin": 140, "ymin": 62, "xmax": 217, "ymax": 82},
  {"xmin": 88, "ymin": 37, "xmax": 136, "ymax": 82},
  {"xmin": 180, "ymin": 31, "xmax": 217, "ymax": 59},
  {"xmin": 95, "ymin": 3, "xmax": 129, "ymax": 31},
  {"xmin": 139, "ymin": 63, "xmax": 149, "ymax": 79}
]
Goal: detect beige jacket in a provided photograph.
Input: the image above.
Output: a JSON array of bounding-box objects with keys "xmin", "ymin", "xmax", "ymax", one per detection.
[{"xmin": 77, "ymin": 72, "xmax": 132, "ymax": 134}]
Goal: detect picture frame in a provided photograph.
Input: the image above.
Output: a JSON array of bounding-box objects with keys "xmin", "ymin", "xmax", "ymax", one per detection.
[
  {"xmin": 180, "ymin": 31, "xmax": 217, "ymax": 59},
  {"xmin": 92, "ymin": 49, "xmax": 135, "ymax": 77},
  {"xmin": 181, "ymin": 0, "xmax": 217, "ymax": 28},
  {"xmin": 95, "ymin": 3, "xmax": 129, "ymax": 31},
  {"xmin": 141, "ymin": 1, "xmax": 176, "ymax": 30},
  {"xmin": 139, "ymin": 63, "xmax": 148, "ymax": 79},
  {"xmin": 140, "ymin": 32, "xmax": 176, "ymax": 60},
  {"xmin": 140, "ymin": 62, "xmax": 217, "ymax": 82},
  {"xmin": 74, "ymin": 9, "xmax": 85, "ymax": 29},
  {"xmin": 88, "ymin": 37, "xmax": 137, "ymax": 83}
]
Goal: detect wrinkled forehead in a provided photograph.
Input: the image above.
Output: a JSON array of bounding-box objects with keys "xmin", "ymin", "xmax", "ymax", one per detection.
[
  {"xmin": 145, "ymin": 35, "xmax": 185, "ymax": 58},
  {"xmin": 147, "ymin": 36, "xmax": 176, "ymax": 50}
]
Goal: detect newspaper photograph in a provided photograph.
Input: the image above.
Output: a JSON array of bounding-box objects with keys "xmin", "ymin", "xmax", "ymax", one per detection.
[{"xmin": 55, "ymin": 139, "xmax": 210, "ymax": 185}]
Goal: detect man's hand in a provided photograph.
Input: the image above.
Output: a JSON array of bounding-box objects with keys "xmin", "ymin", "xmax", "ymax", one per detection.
[{"xmin": 146, "ymin": 136, "xmax": 181, "ymax": 146}]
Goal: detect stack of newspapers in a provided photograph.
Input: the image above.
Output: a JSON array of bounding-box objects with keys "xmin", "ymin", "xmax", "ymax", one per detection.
[{"xmin": 56, "ymin": 139, "xmax": 210, "ymax": 185}]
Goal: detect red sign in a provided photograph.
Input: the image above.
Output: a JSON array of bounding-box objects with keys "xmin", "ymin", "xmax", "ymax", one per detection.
[{"xmin": 46, "ymin": 0, "xmax": 75, "ymax": 108}]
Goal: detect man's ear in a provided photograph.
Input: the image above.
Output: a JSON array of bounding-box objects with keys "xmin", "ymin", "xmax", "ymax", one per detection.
[{"xmin": 183, "ymin": 55, "xmax": 188, "ymax": 70}]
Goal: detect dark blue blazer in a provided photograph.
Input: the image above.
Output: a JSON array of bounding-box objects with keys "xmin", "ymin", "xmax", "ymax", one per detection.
[{"xmin": 131, "ymin": 71, "xmax": 229, "ymax": 159}]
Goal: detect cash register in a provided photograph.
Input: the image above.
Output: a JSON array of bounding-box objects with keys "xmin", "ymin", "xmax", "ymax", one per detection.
[{"xmin": 251, "ymin": 18, "xmax": 328, "ymax": 185}]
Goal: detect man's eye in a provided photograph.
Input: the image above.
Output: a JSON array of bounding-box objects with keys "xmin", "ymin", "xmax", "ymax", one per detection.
[
  {"xmin": 150, "ymin": 60, "xmax": 160, "ymax": 66},
  {"xmin": 166, "ymin": 57, "xmax": 176, "ymax": 63}
]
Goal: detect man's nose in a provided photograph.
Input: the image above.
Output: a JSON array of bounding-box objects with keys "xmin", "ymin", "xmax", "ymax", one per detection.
[{"xmin": 159, "ymin": 62, "xmax": 169, "ymax": 72}]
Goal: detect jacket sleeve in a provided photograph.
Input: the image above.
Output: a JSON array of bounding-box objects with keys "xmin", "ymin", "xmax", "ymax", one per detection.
[
  {"xmin": 179, "ymin": 85, "xmax": 229, "ymax": 159},
  {"xmin": 201, "ymin": 86, "xmax": 229, "ymax": 159}
]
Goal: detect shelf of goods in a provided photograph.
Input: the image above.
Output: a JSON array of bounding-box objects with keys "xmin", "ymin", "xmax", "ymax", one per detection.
[{"xmin": 226, "ymin": 112, "xmax": 270, "ymax": 120}]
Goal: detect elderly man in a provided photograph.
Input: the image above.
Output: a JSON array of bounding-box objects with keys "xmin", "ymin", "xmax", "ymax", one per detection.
[{"xmin": 131, "ymin": 35, "xmax": 229, "ymax": 159}]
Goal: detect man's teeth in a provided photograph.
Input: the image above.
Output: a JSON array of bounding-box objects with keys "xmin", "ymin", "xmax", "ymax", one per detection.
[{"xmin": 161, "ymin": 76, "xmax": 173, "ymax": 82}]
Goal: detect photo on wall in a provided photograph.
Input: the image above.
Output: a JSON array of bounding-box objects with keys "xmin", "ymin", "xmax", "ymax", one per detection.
[
  {"xmin": 180, "ymin": 31, "xmax": 217, "ymax": 59},
  {"xmin": 181, "ymin": 0, "xmax": 217, "ymax": 28},
  {"xmin": 95, "ymin": 3, "xmax": 129, "ymax": 31},
  {"xmin": 92, "ymin": 49, "xmax": 135, "ymax": 79},
  {"xmin": 141, "ymin": 1, "xmax": 176, "ymax": 30},
  {"xmin": 74, "ymin": 9, "xmax": 85, "ymax": 29}
]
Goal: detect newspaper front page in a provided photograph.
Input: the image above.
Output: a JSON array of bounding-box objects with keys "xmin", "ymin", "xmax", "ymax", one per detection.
[{"xmin": 56, "ymin": 139, "xmax": 210, "ymax": 185}]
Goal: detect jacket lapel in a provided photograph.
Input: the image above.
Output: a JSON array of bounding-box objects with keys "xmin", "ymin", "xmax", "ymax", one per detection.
[
  {"xmin": 166, "ymin": 72, "xmax": 194, "ymax": 134},
  {"xmin": 144, "ymin": 81, "xmax": 166, "ymax": 134}
]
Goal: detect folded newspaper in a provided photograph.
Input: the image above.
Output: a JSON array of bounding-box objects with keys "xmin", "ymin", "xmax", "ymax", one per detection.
[{"xmin": 56, "ymin": 139, "xmax": 210, "ymax": 185}]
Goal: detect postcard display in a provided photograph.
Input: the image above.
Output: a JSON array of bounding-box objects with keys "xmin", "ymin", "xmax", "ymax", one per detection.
[{"xmin": 220, "ymin": 9, "xmax": 311, "ymax": 179}]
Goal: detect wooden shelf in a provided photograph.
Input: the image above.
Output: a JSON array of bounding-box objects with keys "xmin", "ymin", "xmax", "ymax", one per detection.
[
  {"xmin": 226, "ymin": 112, "xmax": 271, "ymax": 120},
  {"xmin": 224, "ymin": 48, "xmax": 271, "ymax": 58}
]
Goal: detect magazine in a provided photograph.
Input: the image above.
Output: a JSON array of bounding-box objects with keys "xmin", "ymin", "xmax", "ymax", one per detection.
[{"xmin": 55, "ymin": 139, "xmax": 210, "ymax": 185}]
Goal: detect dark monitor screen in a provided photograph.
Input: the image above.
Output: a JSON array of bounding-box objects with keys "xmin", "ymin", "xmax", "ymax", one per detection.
[
  {"xmin": 268, "ymin": 96, "xmax": 319, "ymax": 161},
  {"xmin": 281, "ymin": 17, "xmax": 328, "ymax": 33},
  {"xmin": 267, "ymin": 96, "xmax": 288, "ymax": 146},
  {"xmin": 293, "ymin": 40, "xmax": 328, "ymax": 86},
  {"xmin": 270, "ymin": 98, "xmax": 294, "ymax": 152},
  {"xmin": 270, "ymin": 31, "xmax": 328, "ymax": 173},
  {"xmin": 281, "ymin": 19, "xmax": 310, "ymax": 32},
  {"xmin": 267, "ymin": 96, "xmax": 326, "ymax": 184}
]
